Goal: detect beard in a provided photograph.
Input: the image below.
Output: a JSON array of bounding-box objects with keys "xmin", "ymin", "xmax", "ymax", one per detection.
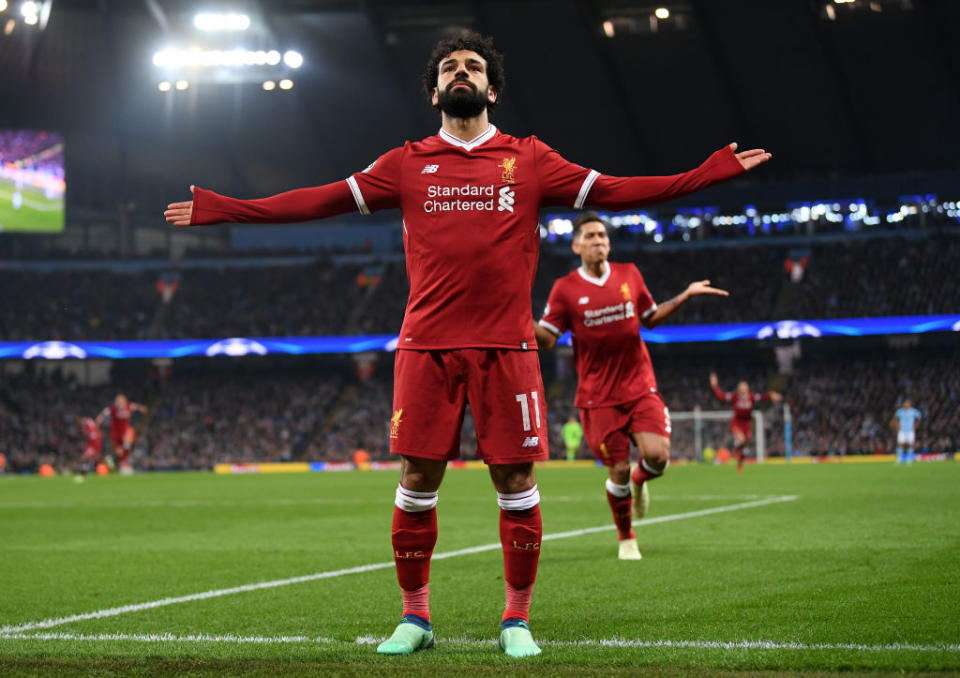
[{"xmin": 436, "ymin": 80, "xmax": 489, "ymax": 118}]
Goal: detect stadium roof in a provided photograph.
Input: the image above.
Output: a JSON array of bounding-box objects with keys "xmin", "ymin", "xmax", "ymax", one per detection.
[{"xmin": 1, "ymin": 0, "xmax": 959, "ymax": 213}]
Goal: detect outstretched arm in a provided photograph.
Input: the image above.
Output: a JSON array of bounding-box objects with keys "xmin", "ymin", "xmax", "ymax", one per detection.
[
  {"xmin": 642, "ymin": 280, "xmax": 728, "ymax": 329},
  {"xmin": 131, "ymin": 402, "xmax": 149, "ymax": 414},
  {"xmin": 94, "ymin": 408, "xmax": 108, "ymax": 426},
  {"xmin": 585, "ymin": 144, "xmax": 771, "ymax": 212},
  {"xmin": 164, "ymin": 181, "xmax": 359, "ymax": 227}
]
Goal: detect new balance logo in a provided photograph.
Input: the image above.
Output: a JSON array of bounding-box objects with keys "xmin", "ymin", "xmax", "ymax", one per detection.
[
  {"xmin": 578, "ymin": 296, "xmax": 589, "ymax": 305},
  {"xmin": 522, "ymin": 437, "xmax": 539, "ymax": 447},
  {"xmin": 497, "ymin": 186, "xmax": 515, "ymax": 212},
  {"xmin": 421, "ymin": 164, "xmax": 439, "ymax": 174}
]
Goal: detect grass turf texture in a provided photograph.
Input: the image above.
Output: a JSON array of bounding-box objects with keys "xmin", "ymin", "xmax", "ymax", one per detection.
[
  {"xmin": 1, "ymin": 463, "xmax": 957, "ymax": 676},
  {"xmin": 0, "ymin": 179, "xmax": 64, "ymax": 233}
]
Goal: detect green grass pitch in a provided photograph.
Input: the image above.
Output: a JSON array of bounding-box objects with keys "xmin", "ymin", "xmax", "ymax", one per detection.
[
  {"xmin": 0, "ymin": 179, "xmax": 64, "ymax": 233},
  {"xmin": 1, "ymin": 462, "xmax": 958, "ymax": 677}
]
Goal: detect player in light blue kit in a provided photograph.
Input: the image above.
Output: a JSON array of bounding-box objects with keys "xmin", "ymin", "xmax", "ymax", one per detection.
[{"xmin": 893, "ymin": 399, "xmax": 921, "ymax": 464}]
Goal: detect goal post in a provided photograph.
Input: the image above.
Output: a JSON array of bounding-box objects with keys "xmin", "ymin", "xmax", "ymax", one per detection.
[{"xmin": 670, "ymin": 406, "xmax": 786, "ymax": 463}]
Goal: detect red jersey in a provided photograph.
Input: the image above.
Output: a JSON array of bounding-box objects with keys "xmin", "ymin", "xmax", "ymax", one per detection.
[
  {"xmin": 540, "ymin": 263, "xmax": 658, "ymax": 408},
  {"xmin": 102, "ymin": 402, "xmax": 132, "ymax": 434},
  {"xmin": 712, "ymin": 385, "xmax": 770, "ymax": 423},
  {"xmin": 190, "ymin": 127, "xmax": 743, "ymax": 349},
  {"xmin": 82, "ymin": 417, "xmax": 102, "ymax": 450}
]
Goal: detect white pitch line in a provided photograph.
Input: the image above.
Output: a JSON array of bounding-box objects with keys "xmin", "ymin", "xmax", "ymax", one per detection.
[
  {"xmin": 1, "ymin": 631, "xmax": 956, "ymax": 654},
  {"xmin": 0, "ymin": 495, "xmax": 796, "ymax": 635},
  {"xmin": 0, "ymin": 494, "xmax": 769, "ymax": 510}
]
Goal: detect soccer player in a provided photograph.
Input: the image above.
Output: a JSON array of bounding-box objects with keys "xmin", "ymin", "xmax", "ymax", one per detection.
[
  {"xmin": 164, "ymin": 33, "xmax": 770, "ymax": 656},
  {"xmin": 709, "ymin": 373, "xmax": 781, "ymax": 472},
  {"xmin": 893, "ymin": 399, "xmax": 921, "ymax": 464},
  {"xmin": 535, "ymin": 212, "xmax": 730, "ymax": 560},
  {"xmin": 76, "ymin": 416, "xmax": 103, "ymax": 479},
  {"xmin": 95, "ymin": 394, "xmax": 147, "ymax": 473},
  {"xmin": 561, "ymin": 415, "xmax": 583, "ymax": 463}
]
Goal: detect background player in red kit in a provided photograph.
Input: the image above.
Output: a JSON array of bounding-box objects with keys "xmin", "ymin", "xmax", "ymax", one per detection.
[
  {"xmin": 710, "ymin": 372, "xmax": 782, "ymax": 472},
  {"xmin": 96, "ymin": 394, "xmax": 147, "ymax": 473},
  {"xmin": 165, "ymin": 33, "xmax": 770, "ymax": 656},
  {"xmin": 536, "ymin": 212, "xmax": 729, "ymax": 560},
  {"xmin": 76, "ymin": 416, "xmax": 103, "ymax": 478}
]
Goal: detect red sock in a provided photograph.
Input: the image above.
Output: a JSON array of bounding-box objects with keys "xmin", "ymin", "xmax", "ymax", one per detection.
[
  {"xmin": 632, "ymin": 458, "xmax": 666, "ymax": 484},
  {"xmin": 734, "ymin": 446, "xmax": 745, "ymax": 471},
  {"xmin": 392, "ymin": 506, "xmax": 437, "ymax": 620},
  {"xmin": 500, "ymin": 506, "xmax": 541, "ymax": 622},
  {"xmin": 606, "ymin": 489, "xmax": 634, "ymax": 541}
]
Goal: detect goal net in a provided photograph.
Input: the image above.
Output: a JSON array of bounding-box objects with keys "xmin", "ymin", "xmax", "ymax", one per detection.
[{"xmin": 670, "ymin": 408, "xmax": 767, "ymax": 463}]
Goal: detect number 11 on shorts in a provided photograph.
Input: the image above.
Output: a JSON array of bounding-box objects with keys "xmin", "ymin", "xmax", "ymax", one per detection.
[{"xmin": 515, "ymin": 392, "xmax": 541, "ymax": 431}]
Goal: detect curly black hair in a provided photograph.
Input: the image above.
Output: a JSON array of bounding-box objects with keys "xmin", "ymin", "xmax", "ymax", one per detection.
[{"xmin": 421, "ymin": 32, "xmax": 506, "ymax": 112}]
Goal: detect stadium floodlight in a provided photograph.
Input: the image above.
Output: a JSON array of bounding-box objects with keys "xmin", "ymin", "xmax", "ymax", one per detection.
[
  {"xmin": 279, "ymin": 78, "xmax": 293, "ymax": 90},
  {"xmin": 0, "ymin": 1, "xmax": 7, "ymax": 12},
  {"xmin": 194, "ymin": 12, "xmax": 250, "ymax": 31},
  {"xmin": 266, "ymin": 50, "xmax": 281, "ymax": 65},
  {"xmin": 654, "ymin": 7, "xmax": 670, "ymax": 19},
  {"xmin": 175, "ymin": 79, "xmax": 189, "ymax": 90},
  {"xmin": 602, "ymin": 20, "xmax": 614, "ymax": 37},
  {"xmin": 262, "ymin": 80, "xmax": 276, "ymax": 90},
  {"xmin": 158, "ymin": 81, "xmax": 172, "ymax": 91},
  {"xmin": 283, "ymin": 50, "xmax": 303, "ymax": 68},
  {"xmin": 20, "ymin": 1, "xmax": 36, "ymax": 17}
]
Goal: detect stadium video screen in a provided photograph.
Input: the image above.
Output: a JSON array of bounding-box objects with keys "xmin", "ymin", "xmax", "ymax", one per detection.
[{"xmin": 0, "ymin": 129, "xmax": 65, "ymax": 233}]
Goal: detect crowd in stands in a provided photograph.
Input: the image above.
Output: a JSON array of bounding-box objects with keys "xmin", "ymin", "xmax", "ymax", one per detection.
[
  {"xmin": 785, "ymin": 236, "xmax": 960, "ymax": 318},
  {"xmin": 0, "ymin": 365, "xmax": 342, "ymax": 473},
  {"xmin": 3, "ymin": 234, "xmax": 958, "ymax": 342},
  {"xmin": 2, "ymin": 346, "xmax": 955, "ymax": 474},
  {"xmin": 0, "ymin": 270, "xmax": 156, "ymax": 341}
]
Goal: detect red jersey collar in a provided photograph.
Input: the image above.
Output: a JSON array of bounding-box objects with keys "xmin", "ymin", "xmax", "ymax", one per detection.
[
  {"xmin": 577, "ymin": 263, "xmax": 611, "ymax": 287},
  {"xmin": 437, "ymin": 124, "xmax": 498, "ymax": 151}
]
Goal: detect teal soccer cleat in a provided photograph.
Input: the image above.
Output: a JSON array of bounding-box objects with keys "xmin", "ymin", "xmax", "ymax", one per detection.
[
  {"xmin": 499, "ymin": 618, "xmax": 542, "ymax": 658},
  {"xmin": 376, "ymin": 614, "xmax": 435, "ymax": 655}
]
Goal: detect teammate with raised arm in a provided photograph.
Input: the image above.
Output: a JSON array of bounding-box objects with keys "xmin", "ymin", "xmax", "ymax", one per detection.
[
  {"xmin": 165, "ymin": 33, "xmax": 770, "ymax": 657},
  {"xmin": 709, "ymin": 373, "xmax": 781, "ymax": 472},
  {"xmin": 95, "ymin": 394, "xmax": 147, "ymax": 474},
  {"xmin": 76, "ymin": 416, "xmax": 103, "ymax": 479},
  {"xmin": 893, "ymin": 399, "xmax": 921, "ymax": 464},
  {"xmin": 535, "ymin": 212, "xmax": 730, "ymax": 560}
]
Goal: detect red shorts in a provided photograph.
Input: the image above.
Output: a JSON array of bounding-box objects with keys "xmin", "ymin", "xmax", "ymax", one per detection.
[
  {"xmin": 580, "ymin": 391, "xmax": 671, "ymax": 466},
  {"xmin": 391, "ymin": 348, "xmax": 549, "ymax": 464},
  {"xmin": 110, "ymin": 426, "xmax": 132, "ymax": 448},
  {"xmin": 730, "ymin": 419, "xmax": 752, "ymax": 440}
]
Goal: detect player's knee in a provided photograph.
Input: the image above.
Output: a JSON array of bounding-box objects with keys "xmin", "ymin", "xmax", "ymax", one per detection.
[
  {"xmin": 489, "ymin": 462, "xmax": 535, "ymax": 494},
  {"xmin": 643, "ymin": 439, "xmax": 670, "ymax": 468},
  {"xmin": 609, "ymin": 460, "xmax": 630, "ymax": 485}
]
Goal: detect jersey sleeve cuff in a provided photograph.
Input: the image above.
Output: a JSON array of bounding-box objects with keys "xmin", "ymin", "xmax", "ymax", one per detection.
[
  {"xmin": 574, "ymin": 170, "xmax": 600, "ymax": 209},
  {"xmin": 345, "ymin": 176, "xmax": 370, "ymax": 215},
  {"xmin": 641, "ymin": 303, "xmax": 657, "ymax": 319},
  {"xmin": 538, "ymin": 319, "xmax": 563, "ymax": 336}
]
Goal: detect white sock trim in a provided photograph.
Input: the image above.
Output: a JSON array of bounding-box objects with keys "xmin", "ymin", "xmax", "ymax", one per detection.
[
  {"xmin": 497, "ymin": 484, "xmax": 540, "ymax": 511},
  {"xmin": 395, "ymin": 484, "xmax": 438, "ymax": 512},
  {"xmin": 641, "ymin": 458, "xmax": 669, "ymax": 477},
  {"xmin": 605, "ymin": 478, "xmax": 631, "ymax": 498}
]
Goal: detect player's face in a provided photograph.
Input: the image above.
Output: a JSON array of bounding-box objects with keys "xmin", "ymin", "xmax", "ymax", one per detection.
[
  {"xmin": 432, "ymin": 50, "xmax": 497, "ymax": 118},
  {"xmin": 572, "ymin": 221, "xmax": 610, "ymax": 265},
  {"xmin": 903, "ymin": 400, "xmax": 911, "ymax": 409},
  {"xmin": 737, "ymin": 381, "xmax": 749, "ymax": 395},
  {"xmin": 115, "ymin": 394, "xmax": 127, "ymax": 407}
]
